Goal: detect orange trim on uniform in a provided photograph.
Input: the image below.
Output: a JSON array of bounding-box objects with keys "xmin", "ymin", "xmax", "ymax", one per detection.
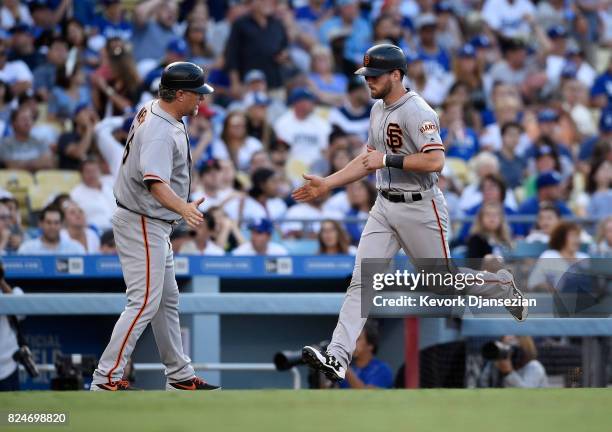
[
  {"xmin": 107, "ymin": 216, "xmax": 151, "ymax": 384},
  {"xmin": 431, "ymin": 199, "xmax": 448, "ymax": 259},
  {"xmin": 143, "ymin": 174, "xmax": 168, "ymax": 184},
  {"xmin": 421, "ymin": 143, "xmax": 445, "ymax": 153}
]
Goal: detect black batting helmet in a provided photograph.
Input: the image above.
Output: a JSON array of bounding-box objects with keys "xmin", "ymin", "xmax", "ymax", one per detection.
[
  {"xmin": 161, "ymin": 61, "xmax": 214, "ymax": 94},
  {"xmin": 354, "ymin": 44, "xmax": 407, "ymax": 77}
]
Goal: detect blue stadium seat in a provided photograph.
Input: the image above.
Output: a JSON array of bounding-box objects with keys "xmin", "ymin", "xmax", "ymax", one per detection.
[{"xmin": 510, "ymin": 241, "xmax": 548, "ymax": 258}]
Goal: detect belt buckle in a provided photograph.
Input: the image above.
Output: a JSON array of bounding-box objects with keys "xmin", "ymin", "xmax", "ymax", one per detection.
[{"xmin": 412, "ymin": 192, "xmax": 422, "ymax": 202}]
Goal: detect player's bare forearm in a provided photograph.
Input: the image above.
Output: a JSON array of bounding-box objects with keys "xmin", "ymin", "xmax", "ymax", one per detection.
[
  {"xmin": 326, "ymin": 154, "xmax": 370, "ymax": 189},
  {"xmin": 401, "ymin": 150, "xmax": 445, "ymax": 173},
  {"xmin": 149, "ymin": 181, "xmax": 204, "ymax": 227}
]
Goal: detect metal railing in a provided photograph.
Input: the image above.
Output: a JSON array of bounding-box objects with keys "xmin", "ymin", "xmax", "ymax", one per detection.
[{"xmin": 21, "ymin": 362, "xmax": 301, "ymax": 390}]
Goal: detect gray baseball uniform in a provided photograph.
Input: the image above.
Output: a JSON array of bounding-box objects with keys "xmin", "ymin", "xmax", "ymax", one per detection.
[
  {"xmin": 326, "ymin": 91, "xmax": 516, "ymax": 368},
  {"xmin": 92, "ymin": 99, "xmax": 195, "ymax": 386}
]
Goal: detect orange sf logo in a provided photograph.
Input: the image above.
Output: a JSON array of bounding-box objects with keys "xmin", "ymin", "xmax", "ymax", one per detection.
[{"xmin": 364, "ymin": 54, "xmax": 370, "ymax": 66}]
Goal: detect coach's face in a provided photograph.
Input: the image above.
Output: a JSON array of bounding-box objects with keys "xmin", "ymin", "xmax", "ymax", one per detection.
[
  {"xmin": 177, "ymin": 90, "xmax": 205, "ymax": 117},
  {"xmin": 365, "ymin": 72, "xmax": 395, "ymax": 99}
]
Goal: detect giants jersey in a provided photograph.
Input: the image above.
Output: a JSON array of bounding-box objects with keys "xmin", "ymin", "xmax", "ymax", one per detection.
[
  {"xmin": 368, "ymin": 90, "xmax": 444, "ymax": 192},
  {"xmin": 114, "ymin": 99, "xmax": 192, "ymax": 221}
]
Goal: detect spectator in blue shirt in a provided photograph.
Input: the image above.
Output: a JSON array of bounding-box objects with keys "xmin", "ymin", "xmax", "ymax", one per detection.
[
  {"xmin": 578, "ymin": 106, "xmax": 612, "ymax": 166},
  {"xmin": 440, "ymin": 97, "xmax": 479, "ymax": 161},
  {"xmin": 319, "ymin": 0, "xmax": 371, "ymax": 68},
  {"xmin": 495, "ymin": 121, "xmax": 526, "ymax": 189},
  {"xmin": 340, "ymin": 320, "xmax": 393, "ymax": 389},
  {"xmin": 516, "ymin": 171, "xmax": 573, "ymax": 236},
  {"xmin": 415, "ymin": 13, "xmax": 451, "ymax": 76},
  {"xmin": 92, "ymin": 0, "xmax": 133, "ymax": 43},
  {"xmin": 590, "ymin": 55, "xmax": 611, "ymax": 109}
]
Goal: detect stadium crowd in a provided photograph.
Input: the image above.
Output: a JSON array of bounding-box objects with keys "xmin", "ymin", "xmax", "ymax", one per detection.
[{"xmin": 0, "ymin": 0, "xmax": 607, "ymax": 263}]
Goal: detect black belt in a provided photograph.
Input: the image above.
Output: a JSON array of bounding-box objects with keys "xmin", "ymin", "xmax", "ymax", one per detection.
[
  {"xmin": 380, "ymin": 190, "xmax": 423, "ymax": 203},
  {"xmin": 116, "ymin": 201, "xmax": 178, "ymax": 225}
]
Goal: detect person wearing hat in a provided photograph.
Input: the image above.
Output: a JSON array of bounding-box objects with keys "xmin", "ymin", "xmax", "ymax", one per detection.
[
  {"xmin": 415, "ymin": 13, "xmax": 452, "ymax": 78},
  {"xmin": 91, "ymin": 61, "xmax": 219, "ymax": 391},
  {"xmin": 404, "ymin": 51, "xmax": 451, "ymax": 107},
  {"xmin": 142, "ymin": 38, "xmax": 188, "ymax": 95},
  {"xmin": 516, "ymin": 171, "xmax": 573, "ymax": 235},
  {"xmin": 92, "ymin": 0, "xmax": 133, "ymax": 43},
  {"xmin": 564, "ymin": 43, "xmax": 596, "ymax": 88},
  {"xmin": 243, "ymin": 90, "xmax": 278, "ymax": 148},
  {"xmin": 232, "ymin": 218, "xmax": 288, "ymax": 256},
  {"xmin": 187, "ymin": 101, "xmax": 216, "ymax": 171},
  {"xmin": 577, "ymin": 105, "xmax": 612, "ymax": 167},
  {"xmin": 273, "ymin": 87, "xmax": 332, "ymax": 168},
  {"xmin": 7, "ymin": 24, "xmax": 43, "ymax": 72},
  {"xmin": 328, "ymin": 75, "xmax": 372, "ymax": 142}
]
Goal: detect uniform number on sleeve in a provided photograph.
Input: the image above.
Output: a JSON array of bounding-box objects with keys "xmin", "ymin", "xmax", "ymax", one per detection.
[{"xmin": 386, "ymin": 123, "xmax": 403, "ymax": 153}]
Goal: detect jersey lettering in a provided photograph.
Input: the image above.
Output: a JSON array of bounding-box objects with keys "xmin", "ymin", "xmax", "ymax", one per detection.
[{"xmin": 386, "ymin": 123, "xmax": 403, "ymax": 153}]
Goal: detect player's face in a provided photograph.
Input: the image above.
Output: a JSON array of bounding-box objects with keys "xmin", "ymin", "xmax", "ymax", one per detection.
[{"xmin": 365, "ymin": 73, "xmax": 393, "ymax": 99}]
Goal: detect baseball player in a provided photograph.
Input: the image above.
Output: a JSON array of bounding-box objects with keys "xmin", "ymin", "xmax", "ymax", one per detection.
[
  {"xmin": 294, "ymin": 44, "xmax": 528, "ymax": 382},
  {"xmin": 91, "ymin": 62, "xmax": 219, "ymax": 391}
]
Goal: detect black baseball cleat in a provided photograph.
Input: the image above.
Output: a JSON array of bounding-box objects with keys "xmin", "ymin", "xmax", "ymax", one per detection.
[
  {"xmin": 166, "ymin": 376, "xmax": 221, "ymax": 391},
  {"xmin": 91, "ymin": 380, "xmax": 137, "ymax": 391},
  {"xmin": 497, "ymin": 269, "xmax": 528, "ymax": 322},
  {"xmin": 302, "ymin": 346, "xmax": 346, "ymax": 381}
]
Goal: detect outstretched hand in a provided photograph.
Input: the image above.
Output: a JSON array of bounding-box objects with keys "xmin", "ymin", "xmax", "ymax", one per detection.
[
  {"xmin": 181, "ymin": 197, "xmax": 205, "ymax": 228},
  {"xmin": 291, "ymin": 174, "xmax": 329, "ymax": 202},
  {"xmin": 361, "ymin": 147, "xmax": 385, "ymax": 171}
]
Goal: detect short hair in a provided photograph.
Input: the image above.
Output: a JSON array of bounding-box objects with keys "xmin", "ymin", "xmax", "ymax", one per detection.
[
  {"xmin": 362, "ymin": 320, "xmax": 381, "ymax": 354},
  {"xmin": 549, "ymin": 221, "xmax": 579, "ymax": 251},
  {"xmin": 158, "ymin": 84, "xmax": 177, "ymax": 102},
  {"xmin": 100, "ymin": 229, "xmax": 115, "ymax": 248},
  {"xmin": 39, "ymin": 205, "xmax": 63, "ymax": 222},
  {"xmin": 501, "ymin": 121, "xmax": 523, "ymax": 136},
  {"xmin": 79, "ymin": 155, "xmax": 100, "ymax": 171}
]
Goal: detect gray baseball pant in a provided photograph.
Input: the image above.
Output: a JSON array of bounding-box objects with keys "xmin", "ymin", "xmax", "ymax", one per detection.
[
  {"xmin": 92, "ymin": 208, "xmax": 194, "ymax": 385},
  {"xmin": 326, "ymin": 188, "xmax": 515, "ymax": 368}
]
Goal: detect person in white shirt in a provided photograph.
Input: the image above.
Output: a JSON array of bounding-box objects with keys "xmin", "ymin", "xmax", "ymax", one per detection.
[
  {"xmin": 191, "ymin": 159, "xmax": 234, "ymax": 213},
  {"xmin": 180, "ymin": 212, "xmax": 225, "ymax": 255},
  {"xmin": 70, "ymin": 157, "xmax": 116, "ymax": 231},
  {"xmin": 211, "ymin": 111, "xmax": 263, "ymax": 172},
  {"xmin": 527, "ymin": 221, "xmax": 590, "ymax": 291},
  {"xmin": 0, "ymin": 266, "xmax": 24, "ymax": 391},
  {"xmin": 232, "ymin": 218, "xmax": 288, "ymax": 256},
  {"xmin": 481, "ymin": 0, "xmax": 536, "ymax": 39},
  {"xmin": 274, "ymin": 87, "xmax": 332, "ymax": 169},
  {"xmin": 0, "ymin": 38, "xmax": 32, "ymax": 96},
  {"xmin": 18, "ymin": 206, "xmax": 85, "ymax": 255},
  {"xmin": 60, "ymin": 200, "xmax": 100, "ymax": 253},
  {"xmin": 282, "ymin": 194, "xmax": 344, "ymax": 238},
  {"xmin": 224, "ymin": 167, "xmax": 287, "ymax": 223},
  {"xmin": 94, "ymin": 115, "xmax": 132, "ymax": 180}
]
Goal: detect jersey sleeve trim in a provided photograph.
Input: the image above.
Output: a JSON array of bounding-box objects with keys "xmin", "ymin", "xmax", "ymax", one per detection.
[
  {"xmin": 420, "ymin": 143, "xmax": 445, "ymax": 152},
  {"xmin": 143, "ymin": 174, "xmax": 169, "ymax": 184}
]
